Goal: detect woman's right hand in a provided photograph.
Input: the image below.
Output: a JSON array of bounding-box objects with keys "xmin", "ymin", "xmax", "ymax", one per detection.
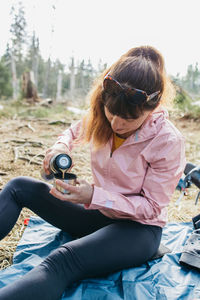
[{"xmin": 43, "ymin": 143, "xmax": 72, "ymax": 175}]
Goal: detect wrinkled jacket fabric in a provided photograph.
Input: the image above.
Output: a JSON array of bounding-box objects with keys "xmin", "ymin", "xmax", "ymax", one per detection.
[{"xmin": 56, "ymin": 107, "xmax": 186, "ymax": 227}]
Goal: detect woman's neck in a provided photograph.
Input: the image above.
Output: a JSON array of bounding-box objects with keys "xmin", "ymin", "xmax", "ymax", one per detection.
[{"xmin": 115, "ymin": 130, "xmax": 136, "ymax": 139}]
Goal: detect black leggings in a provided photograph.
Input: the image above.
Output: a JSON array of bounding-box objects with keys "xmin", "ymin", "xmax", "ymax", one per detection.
[{"xmin": 0, "ymin": 177, "xmax": 162, "ymax": 300}]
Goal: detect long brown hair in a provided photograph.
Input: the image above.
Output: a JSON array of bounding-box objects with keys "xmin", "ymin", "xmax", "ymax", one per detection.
[{"xmin": 79, "ymin": 46, "xmax": 174, "ymax": 149}]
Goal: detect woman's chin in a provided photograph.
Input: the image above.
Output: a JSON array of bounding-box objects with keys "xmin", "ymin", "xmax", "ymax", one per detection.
[{"xmin": 115, "ymin": 130, "xmax": 135, "ymax": 138}]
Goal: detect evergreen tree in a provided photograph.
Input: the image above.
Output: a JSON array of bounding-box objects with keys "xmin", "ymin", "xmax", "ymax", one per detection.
[
  {"xmin": 173, "ymin": 62, "xmax": 200, "ymax": 95},
  {"xmin": 9, "ymin": 1, "xmax": 27, "ymax": 99},
  {"xmin": 84, "ymin": 59, "xmax": 94, "ymax": 92},
  {"xmin": 0, "ymin": 60, "xmax": 12, "ymax": 98},
  {"xmin": 36, "ymin": 55, "xmax": 46, "ymax": 95},
  {"xmin": 10, "ymin": 1, "xmax": 27, "ymax": 65},
  {"xmin": 98, "ymin": 59, "xmax": 107, "ymax": 74},
  {"xmin": 76, "ymin": 60, "xmax": 85, "ymax": 90}
]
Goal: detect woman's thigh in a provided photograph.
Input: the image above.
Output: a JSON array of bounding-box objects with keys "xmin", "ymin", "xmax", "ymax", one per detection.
[
  {"xmin": 2, "ymin": 176, "xmax": 113, "ymax": 238},
  {"xmin": 59, "ymin": 220, "xmax": 162, "ymax": 281}
]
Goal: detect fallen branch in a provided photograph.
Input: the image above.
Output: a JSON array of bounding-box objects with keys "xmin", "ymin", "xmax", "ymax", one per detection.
[
  {"xmin": 27, "ymin": 153, "xmax": 45, "ymax": 158},
  {"xmin": 0, "ymin": 171, "xmax": 8, "ymax": 176},
  {"xmin": 21, "ymin": 118, "xmax": 49, "ymax": 122},
  {"xmin": 4, "ymin": 139, "xmax": 43, "ymax": 147},
  {"xmin": 18, "ymin": 157, "xmax": 42, "ymax": 165},
  {"xmin": 17, "ymin": 124, "xmax": 36, "ymax": 132},
  {"xmin": 27, "ymin": 123, "xmax": 35, "ymax": 132},
  {"xmin": 28, "ymin": 141, "xmax": 43, "ymax": 147},
  {"xmin": 36, "ymin": 98, "xmax": 52, "ymax": 107},
  {"xmin": 48, "ymin": 120, "xmax": 69, "ymax": 125},
  {"xmin": 13, "ymin": 147, "xmax": 19, "ymax": 162},
  {"xmin": 4, "ymin": 139, "xmax": 27, "ymax": 144},
  {"xmin": 28, "ymin": 152, "xmax": 44, "ymax": 165}
]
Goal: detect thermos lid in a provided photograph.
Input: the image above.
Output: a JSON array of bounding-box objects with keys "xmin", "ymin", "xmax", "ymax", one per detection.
[{"xmin": 55, "ymin": 154, "xmax": 72, "ymax": 170}]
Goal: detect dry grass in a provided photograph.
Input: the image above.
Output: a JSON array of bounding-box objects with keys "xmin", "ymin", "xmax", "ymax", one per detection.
[{"xmin": 0, "ymin": 104, "xmax": 200, "ymax": 270}]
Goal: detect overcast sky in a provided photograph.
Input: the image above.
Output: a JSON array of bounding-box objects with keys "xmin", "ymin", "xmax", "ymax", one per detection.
[{"xmin": 0, "ymin": 0, "xmax": 199, "ymax": 76}]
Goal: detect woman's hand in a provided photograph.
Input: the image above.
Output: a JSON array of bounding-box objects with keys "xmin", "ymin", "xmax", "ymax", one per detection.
[
  {"xmin": 49, "ymin": 179, "xmax": 94, "ymax": 205},
  {"xmin": 43, "ymin": 143, "xmax": 72, "ymax": 175}
]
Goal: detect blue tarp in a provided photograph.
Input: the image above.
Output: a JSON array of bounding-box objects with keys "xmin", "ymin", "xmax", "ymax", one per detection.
[{"xmin": 0, "ymin": 217, "xmax": 200, "ymax": 299}]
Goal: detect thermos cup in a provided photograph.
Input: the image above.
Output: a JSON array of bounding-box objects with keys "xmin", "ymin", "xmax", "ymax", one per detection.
[{"xmin": 54, "ymin": 172, "xmax": 77, "ymax": 194}]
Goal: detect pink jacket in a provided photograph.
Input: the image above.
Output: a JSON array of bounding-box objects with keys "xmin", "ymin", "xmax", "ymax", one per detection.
[{"xmin": 56, "ymin": 107, "xmax": 186, "ymax": 227}]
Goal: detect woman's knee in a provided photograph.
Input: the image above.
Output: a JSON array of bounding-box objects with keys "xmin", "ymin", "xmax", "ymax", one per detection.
[
  {"xmin": 40, "ymin": 245, "xmax": 82, "ymax": 285},
  {"xmin": 6, "ymin": 176, "xmax": 30, "ymax": 190},
  {"xmin": 5, "ymin": 176, "xmax": 48, "ymax": 193},
  {"xmin": 2, "ymin": 176, "xmax": 50, "ymax": 208}
]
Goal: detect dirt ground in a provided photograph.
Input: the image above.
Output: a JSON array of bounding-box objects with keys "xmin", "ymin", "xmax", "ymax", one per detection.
[{"xmin": 0, "ymin": 109, "xmax": 200, "ymax": 269}]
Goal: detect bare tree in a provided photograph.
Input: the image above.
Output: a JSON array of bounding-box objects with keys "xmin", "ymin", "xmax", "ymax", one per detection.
[{"xmin": 56, "ymin": 70, "xmax": 63, "ymax": 101}]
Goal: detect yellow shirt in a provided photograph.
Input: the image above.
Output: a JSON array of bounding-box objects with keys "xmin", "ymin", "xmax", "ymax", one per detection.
[{"xmin": 112, "ymin": 133, "xmax": 126, "ymax": 153}]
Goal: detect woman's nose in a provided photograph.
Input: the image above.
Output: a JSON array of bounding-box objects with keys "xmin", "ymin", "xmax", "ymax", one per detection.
[{"xmin": 111, "ymin": 116, "xmax": 124, "ymax": 129}]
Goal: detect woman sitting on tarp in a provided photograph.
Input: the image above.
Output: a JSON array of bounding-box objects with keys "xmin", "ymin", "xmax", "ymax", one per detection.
[{"xmin": 0, "ymin": 45, "xmax": 186, "ymax": 300}]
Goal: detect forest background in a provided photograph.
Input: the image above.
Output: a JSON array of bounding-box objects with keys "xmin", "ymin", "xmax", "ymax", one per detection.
[{"xmin": 0, "ymin": 1, "xmax": 200, "ymax": 112}]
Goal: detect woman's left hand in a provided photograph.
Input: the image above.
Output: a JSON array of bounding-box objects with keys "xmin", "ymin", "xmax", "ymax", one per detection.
[{"xmin": 49, "ymin": 179, "xmax": 94, "ymax": 205}]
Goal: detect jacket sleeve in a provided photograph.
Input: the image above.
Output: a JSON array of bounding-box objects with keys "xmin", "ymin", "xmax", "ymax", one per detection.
[
  {"xmin": 54, "ymin": 120, "xmax": 82, "ymax": 151},
  {"xmin": 86, "ymin": 133, "xmax": 186, "ymax": 221}
]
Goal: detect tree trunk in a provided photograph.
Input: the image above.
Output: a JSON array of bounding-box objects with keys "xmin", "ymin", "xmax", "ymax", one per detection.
[
  {"xmin": 11, "ymin": 52, "xmax": 18, "ymax": 100},
  {"xmin": 43, "ymin": 58, "xmax": 51, "ymax": 98},
  {"xmin": 32, "ymin": 53, "xmax": 39, "ymax": 88},
  {"xmin": 56, "ymin": 70, "xmax": 62, "ymax": 101},
  {"xmin": 22, "ymin": 71, "xmax": 39, "ymax": 102},
  {"xmin": 70, "ymin": 57, "xmax": 75, "ymax": 100}
]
